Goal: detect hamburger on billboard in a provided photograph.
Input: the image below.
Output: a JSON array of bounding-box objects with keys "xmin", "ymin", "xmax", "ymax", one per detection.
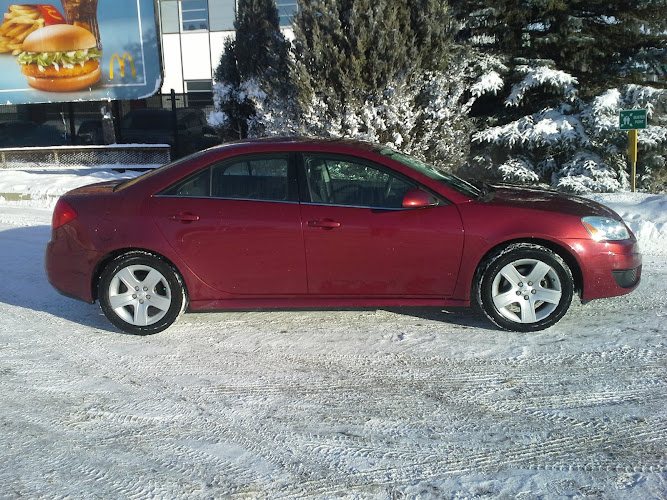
[{"xmin": 0, "ymin": 1, "xmax": 161, "ymax": 104}]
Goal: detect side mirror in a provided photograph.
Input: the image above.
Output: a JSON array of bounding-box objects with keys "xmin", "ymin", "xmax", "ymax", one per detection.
[{"xmin": 402, "ymin": 188, "xmax": 438, "ymax": 209}]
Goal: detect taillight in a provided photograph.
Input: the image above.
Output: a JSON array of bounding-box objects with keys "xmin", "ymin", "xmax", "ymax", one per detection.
[{"xmin": 52, "ymin": 199, "xmax": 78, "ymax": 229}]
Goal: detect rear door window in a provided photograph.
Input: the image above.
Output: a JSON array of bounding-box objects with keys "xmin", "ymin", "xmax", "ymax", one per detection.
[{"xmin": 161, "ymin": 154, "xmax": 294, "ymax": 202}]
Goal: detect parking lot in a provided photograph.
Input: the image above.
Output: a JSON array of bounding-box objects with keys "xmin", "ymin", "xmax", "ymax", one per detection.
[{"xmin": 0, "ymin": 205, "xmax": 665, "ymax": 498}]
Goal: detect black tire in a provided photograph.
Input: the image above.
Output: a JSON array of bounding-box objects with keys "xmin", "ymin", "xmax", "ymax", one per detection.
[
  {"xmin": 475, "ymin": 243, "xmax": 574, "ymax": 332},
  {"xmin": 98, "ymin": 251, "xmax": 187, "ymax": 335}
]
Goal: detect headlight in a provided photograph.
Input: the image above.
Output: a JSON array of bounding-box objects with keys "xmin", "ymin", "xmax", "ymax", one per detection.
[{"xmin": 582, "ymin": 216, "xmax": 630, "ymax": 241}]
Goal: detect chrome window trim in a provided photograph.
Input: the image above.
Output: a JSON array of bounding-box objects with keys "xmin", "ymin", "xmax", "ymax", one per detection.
[{"xmin": 154, "ymin": 194, "xmax": 300, "ymax": 205}]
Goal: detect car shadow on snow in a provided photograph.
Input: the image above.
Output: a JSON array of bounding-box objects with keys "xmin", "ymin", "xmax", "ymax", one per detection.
[
  {"xmin": 188, "ymin": 305, "xmax": 495, "ymax": 332},
  {"xmin": 382, "ymin": 306, "xmax": 496, "ymax": 331},
  {"xmin": 0, "ymin": 225, "xmax": 118, "ymax": 333}
]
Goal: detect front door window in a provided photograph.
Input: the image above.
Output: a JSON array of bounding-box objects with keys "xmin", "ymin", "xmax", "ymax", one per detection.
[{"xmin": 304, "ymin": 155, "xmax": 416, "ymax": 208}]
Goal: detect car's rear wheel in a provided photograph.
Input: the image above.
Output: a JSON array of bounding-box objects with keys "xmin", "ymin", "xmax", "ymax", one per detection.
[
  {"xmin": 476, "ymin": 243, "xmax": 574, "ymax": 332},
  {"xmin": 98, "ymin": 252, "xmax": 186, "ymax": 335}
]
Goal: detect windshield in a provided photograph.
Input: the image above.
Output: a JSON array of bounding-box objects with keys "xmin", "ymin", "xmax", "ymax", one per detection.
[{"xmin": 379, "ymin": 148, "xmax": 481, "ymax": 198}]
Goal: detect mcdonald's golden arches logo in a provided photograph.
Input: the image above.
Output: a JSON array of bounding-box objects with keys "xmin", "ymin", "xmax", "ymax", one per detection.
[{"xmin": 109, "ymin": 53, "xmax": 137, "ymax": 80}]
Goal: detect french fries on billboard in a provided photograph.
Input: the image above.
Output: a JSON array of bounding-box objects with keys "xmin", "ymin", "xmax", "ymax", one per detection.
[{"xmin": 0, "ymin": 4, "xmax": 64, "ymax": 55}]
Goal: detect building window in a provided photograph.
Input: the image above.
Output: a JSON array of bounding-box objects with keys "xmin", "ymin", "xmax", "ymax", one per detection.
[
  {"xmin": 181, "ymin": 0, "xmax": 209, "ymax": 31},
  {"xmin": 186, "ymin": 80, "xmax": 212, "ymax": 92},
  {"xmin": 275, "ymin": 0, "xmax": 297, "ymax": 26},
  {"xmin": 209, "ymin": 0, "xmax": 235, "ymax": 31},
  {"xmin": 160, "ymin": 0, "xmax": 180, "ymax": 34},
  {"xmin": 186, "ymin": 80, "xmax": 213, "ymax": 106}
]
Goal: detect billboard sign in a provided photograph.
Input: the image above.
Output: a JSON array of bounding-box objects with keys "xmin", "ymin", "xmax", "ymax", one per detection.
[{"xmin": 0, "ymin": 1, "xmax": 162, "ymax": 104}]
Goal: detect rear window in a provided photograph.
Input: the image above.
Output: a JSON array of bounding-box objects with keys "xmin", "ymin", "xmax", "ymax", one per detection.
[
  {"xmin": 113, "ymin": 152, "xmax": 209, "ymax": 192},
  {"xmin": 160, "ymin": 155, "xmax": 291, "ymax": 201}
]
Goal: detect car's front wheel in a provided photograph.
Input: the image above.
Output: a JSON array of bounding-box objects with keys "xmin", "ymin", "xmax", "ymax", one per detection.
[
  {"xmin": 98, "ymin": 252, "xmax": 187, "ymax": 335},
  {"xmin": 476, "ymin": 243, "xmax": 574, "ymax": 332}
]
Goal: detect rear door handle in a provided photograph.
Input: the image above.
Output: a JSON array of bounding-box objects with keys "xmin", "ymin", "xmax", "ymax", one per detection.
[
  {"xmin": 308, "ymin": 219, "xmax": 341, "ymax": 229},
  {"xmin": 168, "ymin": 212, "xmax": 200, "ymax": 222}
]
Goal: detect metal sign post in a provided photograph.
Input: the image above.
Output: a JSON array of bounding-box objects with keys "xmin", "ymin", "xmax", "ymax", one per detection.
[
  {"xmin": 628, "ymin": 129, "xmax": 638, "ymax": 192},
  {"xmin": 619, "ymin": 110, "xmax": 647, "ymax": 193}
]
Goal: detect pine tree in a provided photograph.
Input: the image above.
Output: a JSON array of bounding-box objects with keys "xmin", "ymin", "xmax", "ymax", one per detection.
[
  {"xmin": 211, "ymin": 38, "xmax": 252, "ymax": 138},
  {"xmin": 210, "ymin": 0, "xmax": 294, "ymax": 139},
  {"xmin": 451, "ymin": 0, "xmax": 666, "ymax": 99},
  {"xmin": 450, "ymin": 0, "xmax": 667, "ymax": 191},
  {"xmin": 292, "ymin": 0, "xmax": 462, "ymax": 165}
]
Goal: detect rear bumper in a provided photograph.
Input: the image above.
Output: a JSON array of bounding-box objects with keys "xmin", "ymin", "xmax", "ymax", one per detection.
[
  {"xmin": 45, "ymin": 226, "xmax": 102, "ymax": 303},
  {"xmin": 569, "ymin": 238, "xmax": 642, "ymax": 301}
]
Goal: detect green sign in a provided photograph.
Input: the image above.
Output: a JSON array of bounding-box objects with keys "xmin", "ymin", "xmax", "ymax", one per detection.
[{"xmin": 619, "ymin": 109, "xmax": 648, "ymax": 130}]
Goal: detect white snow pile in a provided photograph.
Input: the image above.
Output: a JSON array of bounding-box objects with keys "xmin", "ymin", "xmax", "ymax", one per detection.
[
  {"xmin": 0, "ymin": 167, "xmax": 141, "ymax": 209},
  {"xmin": 587, "ymin": 192, "xmax": 667, "ymax": 255}
]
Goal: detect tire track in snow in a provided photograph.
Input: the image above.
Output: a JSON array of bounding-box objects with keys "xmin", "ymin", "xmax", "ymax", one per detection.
[
  {"xmin": 273, "ymin": 417, "xmax": 666, "ymax": 498},
  {"xmin": 225, "ymin": 348, "xmax": 666, "ymax": 497},
  {"xmin": 2, "ymin": 309, "xmax": 665, "ymax": 497}
]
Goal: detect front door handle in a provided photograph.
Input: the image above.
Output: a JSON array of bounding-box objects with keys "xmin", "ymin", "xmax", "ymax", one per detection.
[
  {"xmin": 168, "ymin": 212, "xmax": 200, "ymax": 222},
  {"xmin": 308, "ymin": 219, "xmax": 341, "ymax": 229}
]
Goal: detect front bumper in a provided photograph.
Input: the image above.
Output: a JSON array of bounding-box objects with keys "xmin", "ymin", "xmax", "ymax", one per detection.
[
  {"xmin": 569, "ymin": 238, "xmax": 642, "ymax": 301},
  {"xmin": 612, "ymin": 267, "xmax": 641, "ymax": 288}
]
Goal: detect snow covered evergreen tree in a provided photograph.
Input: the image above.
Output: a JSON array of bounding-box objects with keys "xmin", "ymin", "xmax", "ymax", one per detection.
[
  {"xmin": 208, "ymin": 0, "xmax": 666, "ymax": 192},
  {"xmin": 209, "ymin": 0, "xmax": 295, "ymax": 139},
  {"xmin": 450, "ymin": 0, "xmax": 667, "ymax": 192},
  {"xmin": 292, "ymin": 0, "xmax": 468, "ymax": 166},
  {"xmin": 451, "ymin": 0, "xmax": 666, "ymax": 100}
]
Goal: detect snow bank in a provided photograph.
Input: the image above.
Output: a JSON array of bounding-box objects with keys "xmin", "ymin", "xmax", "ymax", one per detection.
[
  {"xmin": 588, "ymin": 193, "xmax": 667, "ymax": 255},
  {"xmin": 0, "ymin": 168, "xmax": 142, "ymax": 209}
]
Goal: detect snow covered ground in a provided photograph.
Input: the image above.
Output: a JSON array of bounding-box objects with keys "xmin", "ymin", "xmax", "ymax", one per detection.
[{"xmin": 0, "ymin": 167, "xmax": 665, "ymax": 498}]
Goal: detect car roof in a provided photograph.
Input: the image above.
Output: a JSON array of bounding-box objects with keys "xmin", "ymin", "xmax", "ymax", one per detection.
[{"xmin": 211, "ymin": 136, "xmax": 380, "ymax": 154}]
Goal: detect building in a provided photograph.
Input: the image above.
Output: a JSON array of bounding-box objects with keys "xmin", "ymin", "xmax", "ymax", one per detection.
[
  {"xmin": 157, "ymin": 0, "xmax": 297, "ymax": 106},
  {"xmin": 0, "ymin": 0, "xmax": 296, "ymax": 153}
]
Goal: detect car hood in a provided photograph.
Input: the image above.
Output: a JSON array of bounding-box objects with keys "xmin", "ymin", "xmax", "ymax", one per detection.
[{"xmin": 484, "ymin": 184, "xmax": 620, "ymax": 219}]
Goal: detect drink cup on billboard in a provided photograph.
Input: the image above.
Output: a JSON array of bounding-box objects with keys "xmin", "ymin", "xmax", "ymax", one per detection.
[{"xmin": 61, "ymin": 0, "xmax": 101, "ymax": 49}]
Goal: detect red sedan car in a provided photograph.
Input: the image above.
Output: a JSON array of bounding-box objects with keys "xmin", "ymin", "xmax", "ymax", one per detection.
[{"xmin": 45, "ymin": 138, "xmax": 642, "ymax": 334}]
